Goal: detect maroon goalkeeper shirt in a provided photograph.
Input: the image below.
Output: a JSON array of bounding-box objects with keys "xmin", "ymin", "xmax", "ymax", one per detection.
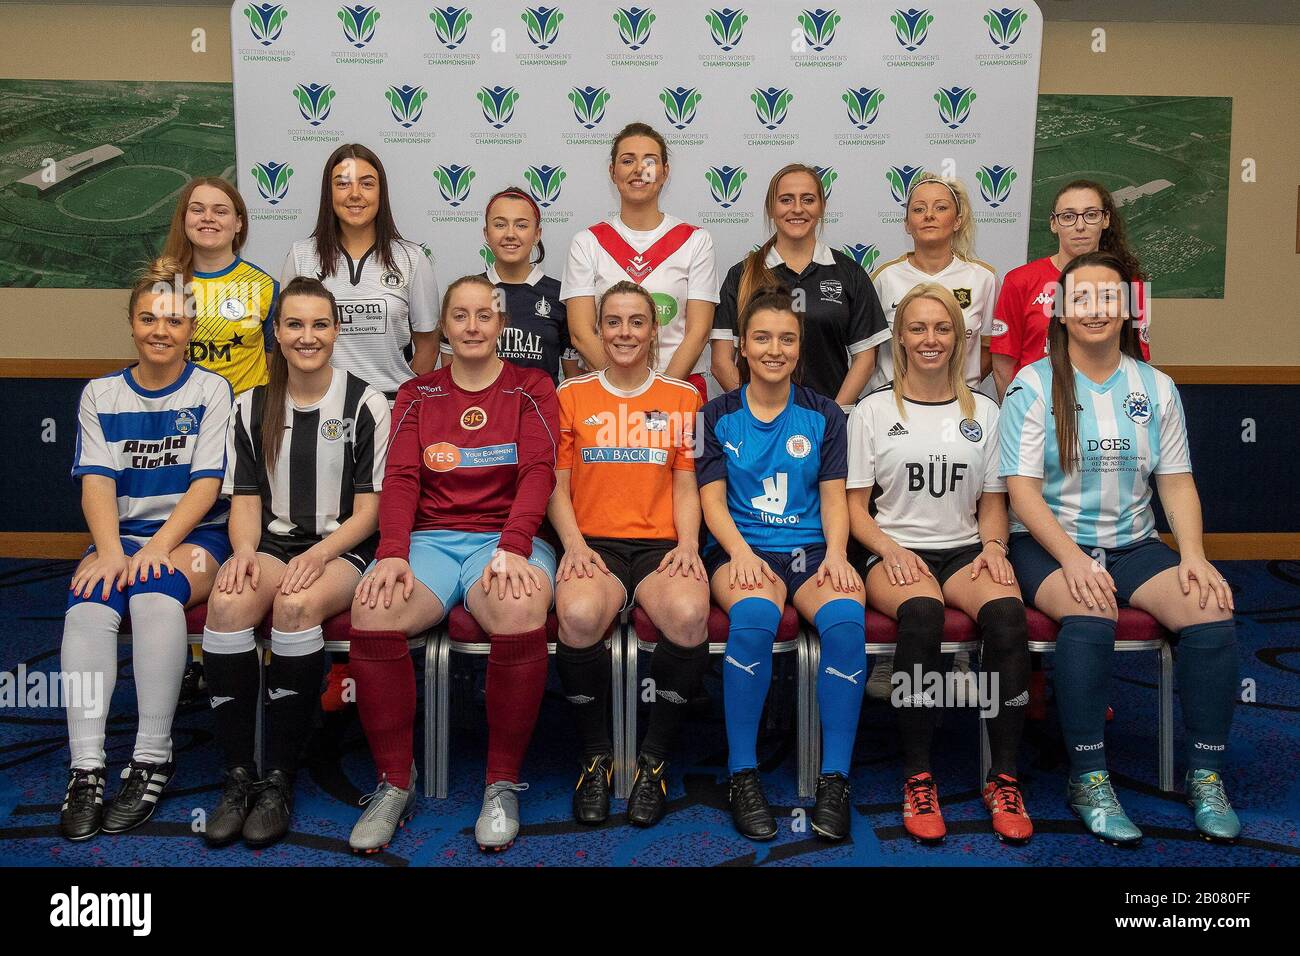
[{"xmin": 375, "ymin": 362, "xmax": 559, "ymax": 562}]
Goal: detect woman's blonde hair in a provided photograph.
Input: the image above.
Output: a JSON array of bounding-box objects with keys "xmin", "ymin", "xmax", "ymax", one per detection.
[
  {"xmin": 905, "ymin": 172, "xmax": 976, "ymax": 261},
  {"xmin": 890, "ymin": 282, "xmax": 975, "ymax": 421},
  {"xmin": 127, "ymin": 256, "xmax": 188, "ymax": 317}
]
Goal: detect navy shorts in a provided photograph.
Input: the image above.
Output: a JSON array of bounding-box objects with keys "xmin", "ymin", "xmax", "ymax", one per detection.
[
  {"xmin": 704, "ymin": 541, "xmax": 827, "ymax": 596},
  {"xmin": 258, "ymin": 531, "xmax": 377, "ymax": 576},
  {"xmin": 863, "ymin": 542, "xmax": 984, "ymax": 587},
  {"xmin": 1009, "ymin": 532, "xmax": 1181, "ymax": 607}
]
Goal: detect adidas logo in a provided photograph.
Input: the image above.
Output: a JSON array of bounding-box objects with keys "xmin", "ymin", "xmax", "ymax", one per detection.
[
  {"xmin": 1004, "ymin": 690, "xmax": 1029, "ymax": 707},
  {"xmin": 887, "ymin": 422, "xmax": 909, "ymax": 437},
  {"xmin": 582, "ymin": 414, "xmax": 603, "ymax": 426}
]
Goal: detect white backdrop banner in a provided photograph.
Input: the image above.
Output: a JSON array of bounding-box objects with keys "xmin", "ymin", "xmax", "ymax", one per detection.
[{"xmin": 232, "ymin": 1, "xmax": 1041, "ymax": 288}]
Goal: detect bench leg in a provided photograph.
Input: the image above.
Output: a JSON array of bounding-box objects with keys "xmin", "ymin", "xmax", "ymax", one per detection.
[
  {"xmin": 422, "ymin": 632, "xmax": 437, "ymax": 799},
  {"xmin": 798, "ymin": 632, "xmax": 819, "ymax": 799},
  {"xmin": 1159, "ymin": 640, "xmax": 1175, "ymax": 792},
  {"xmin": 610, "ymin": 624, "xmax": 629, "ymax": 799},
  {"xmin": 434, "ymin": 633, "xmax": 451, "ymax": 800}
]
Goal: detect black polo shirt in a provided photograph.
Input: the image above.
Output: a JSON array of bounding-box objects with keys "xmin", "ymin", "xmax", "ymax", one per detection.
[
  {"xmin": 711, "ymin": 242, "xmax": 889, "ymax": 401},
  {"xmin": 440, "ymin": 264, "xmax": 574, "ymax": 383}
]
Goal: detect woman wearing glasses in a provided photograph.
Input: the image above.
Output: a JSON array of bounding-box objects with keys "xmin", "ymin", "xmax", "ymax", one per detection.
[{"xmin": 990, "ymin": 180, "xmax": 1149, "ymax": 400}]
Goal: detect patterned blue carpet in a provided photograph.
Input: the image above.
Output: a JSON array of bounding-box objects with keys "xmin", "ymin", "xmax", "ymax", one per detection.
[{"xmin": 1, "ymin": 558, "xmax": 1296, "ymax": 867}]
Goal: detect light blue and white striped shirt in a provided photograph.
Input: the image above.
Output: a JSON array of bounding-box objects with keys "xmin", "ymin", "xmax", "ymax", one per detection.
[{"xmin": 998, "ymin": 354, "xmax": 1190, "ymax": 549}]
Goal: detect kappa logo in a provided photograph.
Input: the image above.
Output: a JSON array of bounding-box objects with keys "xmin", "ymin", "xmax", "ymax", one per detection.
[
  {"xmin": 751, "ymin": 87, "xmax": 793, "ymax": 130},
  {"xmin": 570, "ymin": 86, "xmax": 610, "ymax": 129},
  {"xmin": 934, "ymin": 86, "xmax": 976, "ymax": 129},
  {"xmin": 976, "ymin": 164, "xmax": 1017, "ymax": 208},
  {"xmin": 338, "ymin": 4, "xmax": 380, "ymax": 48},
  {"xmin": 1032, "ymin": 291, "xmax": 1053, "ymax": 306},
  {"xmin": 522, "ymin": 5, "xmax": 564, "ymax": 49},
  {"xmin": 434, "ymin": 164, "xmax": 475, "ymax": 207},
  {"xmin": 614, "ymin": 6, "xmax": 656, "ymax": 49},
  {"xmin": 430, "ymin": 5, "xmax": 472, "ymax": 49},
  {"xmin": 244, "ymin": 3, "xmax": 287, "ymax": 46},
  {"xmin": 386, "ymin": 85, "xmax": 428, "ymax": 128},
  {"xmin": 252, "ymin": 161, "xmax": 293, "ymax": 205},
  {"xmin": 959, "ymin": 418, "xmax": 983, "ymax": 443},
  {"xmin": 661, "ymin": 86, "xmax": 703, "ymax": 130},
  {"xmin": 984, "ymin": 6, "xmax": 1028, "ymax": 49},
  {"xmin": 478, "ymin": 85, "xmax": 519, "ymax": 128},
  {"xmin": 798, "ymin": 7, "xmax": 840, "ymax": 51},
  {"xmin": 843, "ymin": 87, "xmax": 885, "ymax": 130},
  {"xmin": 887, "ymin": 422, "xmax": 909, "ymax": 437},
  {"xmin": 706, "ymin": 7, "xmax": 748, "ymax": 50},
  {"xmin": 705, "ymin": 165, "xmax": 747, "ymax": 209}
]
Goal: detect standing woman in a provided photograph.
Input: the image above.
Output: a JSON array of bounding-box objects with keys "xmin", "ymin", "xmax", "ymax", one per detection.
[
  {"xmin": 199, "ymin": 277, "xmax": 390, "ymax": 848},
  {"xmin": 698, "ymin": 287, "xmax": 867, "ymax": 843},
  {"xmin": 991, "ymin": 179, "xmax": 1149, "ymax": 400},
  {"xmin": 346, "ymin": 275, "xmax": 559, "ymax": 855},
  {"xmin": 442, "ymin": 185, "xmax": 578, "ymax": 384},
  {"xmin": 59, "ymin": 258, "xmax": 233, "ymax": 841},
  {"xmin": 869, "ymin": 173, "xmax": 995, "ymax": 392},
  {"xmin": 549, "ymin": 281, "xmax": 708, "ymax": 829},
  {"xmin": 1000, "ymin": 251, "xmax": 1239, "ymax": 846},
  {"xmin": 281, "ymin": 143, "xmax": 440, "ymax": 400},
  {"xmin": 710, "ymin": 163, "xmax": 889, "ymax": 405},
  {"xmin": 847, "ymin": 284, "xmax": 1032, "ymax": 846},
  {"xmin": 161, "ymin": 176, "xmax": 279, "ymax": 397},
  {"xmin": 561, "ymin": 122, "xmax": 719, "ymax": 399}
]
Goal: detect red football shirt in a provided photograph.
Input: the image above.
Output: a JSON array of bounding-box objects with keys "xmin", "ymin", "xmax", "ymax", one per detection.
[
  {"xmin": 990, "ymin": 255, "xmax": 1150, "ymax": 375},
  {"xmin": 376, "ymin": 363, "xmax": 559, "ymax": 562}
]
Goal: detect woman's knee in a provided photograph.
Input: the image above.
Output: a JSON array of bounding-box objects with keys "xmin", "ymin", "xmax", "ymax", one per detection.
[
  {"xmin": 556, "ymin": 593, "xmax": 613, "ymax": 647},
  {"xmin": 272, "ymin": 590, "xmax": 325, "ymax": 631}
]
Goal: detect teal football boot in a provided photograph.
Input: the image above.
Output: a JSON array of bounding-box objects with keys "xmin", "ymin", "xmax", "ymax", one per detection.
[
  {"xmin": 1185, "ymin": 769, "xmax": 1241, "ymax": 844},
  {"xmin": 1066, "ymin": 770, "xmax": 1142, "ymax": 846}
]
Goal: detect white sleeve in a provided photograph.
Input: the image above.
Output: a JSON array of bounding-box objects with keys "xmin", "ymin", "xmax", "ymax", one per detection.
[
  {"xmin": 982, "ymin": 402, "xmax": 1006, "ymax": 492},
  {"xmin": 687, "ymin": 229, "xmax": 721, "ymax": 303},
  {"xmin": 559, "ymin": 232, "xmax": 597, "ymax": 300},
  {"xmin": 977, "ymin": 269, "xmax": 997, "ymax": 338},
  {"xmin": 845, "ymin": 401, "xmax": 876, "ymax": 489},
  {"xmin": 998, "ymin": 374, "xmax": 1046, "ymax": 480},
  {"xmin": 279, "ymin": 246, "xmax": 301, "ymax": 290},
  {"xmin": 1153, "ymin": 378, "xmax": 1192, "ymax": 474},
  {"xmin": 191, "ymin": 376, "xmax": 233, "ymax": 482},
  {"xmin": 70, "ymin": 383, "xmax": 116, "ymax": 479},
  {"xmin": 407, "ymin": 244, "xmax": 440, "ymax": 333}
]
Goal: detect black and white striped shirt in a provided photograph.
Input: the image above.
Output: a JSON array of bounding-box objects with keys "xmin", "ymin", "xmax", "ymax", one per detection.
[{"xmin": 224, "ymin": 370, "xmax": 391, "ymax": 539}]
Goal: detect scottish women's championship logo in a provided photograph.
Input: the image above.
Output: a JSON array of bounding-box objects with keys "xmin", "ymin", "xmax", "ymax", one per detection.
[
  {"xmin": 706, "ymin": 8, "xmax": 747, "ymax": 50},
  {"xmin": 478, "ymin": 86, "xmax": 519, "ymax": 128},
  {"xmin": 252, "ymin": 161, "xmax": 293, "ymax": 205},
  {"xmin": 524, "ymin": 165, "xmax": 566, "ymax": 208},
  {"xmin": 798, "ymin": 8, "xmax": 840, "ymax": 51},
  {"xmin": 386, "ymin": 85, "xmax": 428, "ymax": 128},
  {"xmin": 935, "ymin": 86, "xmax": 975, "ymax": 129},
  {"xmin": 614, "ymin": 7, "xmax": 656, "ymax": 49},
  {"xmin": 570, "ymin": 87, "xmax": 610, "ymax": 129},
  {"xmin": 984, "ymin": 7, "xmax": 1027, "ymax": 49},
  {"xmin": 752, "ymin": 88, "xmax": 794, "ymax": 130},
  {"xmin": 706, "ymin": 166, "xmax": 747, "ymax": 209},
  {"xmin": 434, "ymin": 164, "xmax": 475, "ymax": 207},
  {"xmin": 293, "ymin": 83, "xmax": 335, "ymax": 126},
  {"xmin": 887, "ymin": 165, "xmax": 924, "ymax": 206},
  {"xmin": 244, "ymin": 3, "xmax": 287, "ymax": 45},
  {"xmin": 523, "ymin": 6, "xmax": 564, "ymax": 49},
  {"xmin": 891, "ymin": 7, "xmax": 933, "ymax": 50},
  {"xmin": 661, "ymin": 87, "xmax": 703, "ymax": 130},
  {"xmin": 843, "ymin": 87, "xmax": 884, "ymax": 130},
  {"xmin": 976, "ymin": 165, "xmax": 1016, "ymax": 208},
  {"xmin": 338, "ymin": 5, "xmax": 380, "ymax": 48},
  {"xmin": 430, "ymin": 5, "xmax": 472, "ymax": 49}
]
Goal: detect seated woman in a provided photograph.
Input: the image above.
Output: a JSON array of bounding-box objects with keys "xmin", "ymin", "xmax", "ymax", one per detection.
[
  {"xmin": 200, "ymin": 277, "xmax": 390, "ymax": 848},
  {"xmin": 1000, "ymin": 251, "xmax": 1239, "ymax": 845},
  {"xmin": 60, "ymin": 257, "xmax": 233, "ymax": 841},
  {"xmin": 549, "ymin": 280, "xmax": 708, "ymax": 828},
  {"xmin": 697, "ymin": 287, "xmax": 866, "ymax": 843},
  {"xmin": 847, "ymin": 283, "xmax": 1031, "ymax": 846},
  {"xmin": 346, "ymin": 275, "xmax": 560, "ymax": 854}
]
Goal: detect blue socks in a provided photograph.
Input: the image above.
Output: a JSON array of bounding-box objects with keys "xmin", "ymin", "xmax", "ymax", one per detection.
[
  {"xmin": 722, "ymin": 598, "xmax": 780, "ymax": 774},
  {"xmin": 814, "ymin": 600, "xmax": 866, "ymax": 776},
  {"xmin": 1054, "ymin": 615, "xmax": 1117, "ymax": 775},
  {"xmin": 1175, "ymin": 620, "xmax": 1237, "ymax": 770}
]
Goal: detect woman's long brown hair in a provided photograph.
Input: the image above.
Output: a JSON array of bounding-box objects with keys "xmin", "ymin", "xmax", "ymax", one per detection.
[
  {"xmin": 737, "ymin": 163, "xmax": 826, "ymax": 316},
  {"xmin": 736, "ymin": 286, "xmax": 804, "ymax": 386},
  {"xmin": 260, "ymin": 277, "xmax": 339, "ymax": 476},
  {"xmin": 311, "ymin": 143, "xmax": 404, "ymax": 278},
  {"xmin": 1052, "ymin": 179, "xmax": 1148, "ymax": 283},
  {"xmin": 160, "ymin": 177, "xmax": 248, "ymax": 277},
  {"xmin": 1047, "ymin": 251, "xmax": 1145, "ymax": 475}
]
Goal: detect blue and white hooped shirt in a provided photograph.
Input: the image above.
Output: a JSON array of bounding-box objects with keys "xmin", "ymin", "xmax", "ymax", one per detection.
[{"xmin": 72, "ymin": 362, "xmax": 233, "ymax": 542}]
